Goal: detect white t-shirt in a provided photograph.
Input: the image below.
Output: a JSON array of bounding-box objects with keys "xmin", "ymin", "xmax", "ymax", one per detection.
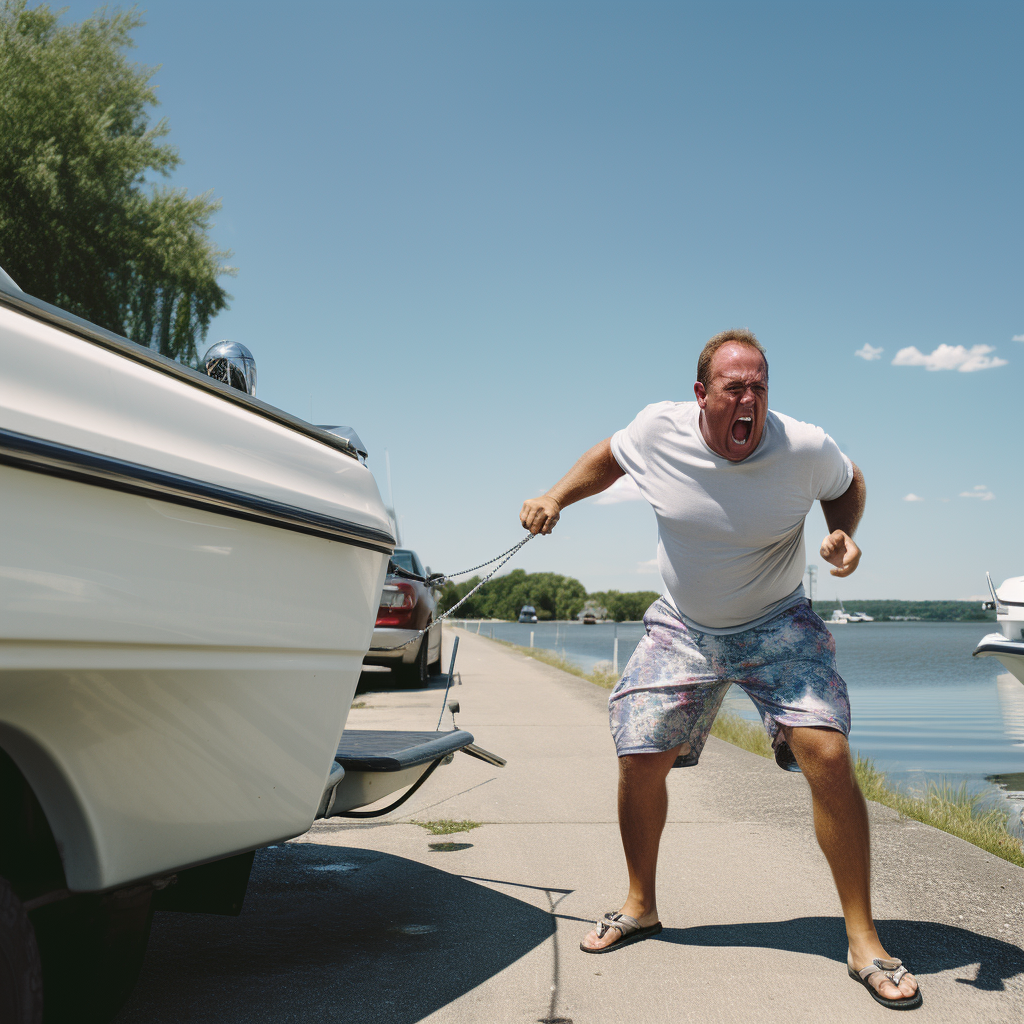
[{"xmin": 610, "ymin": 401, "xmax": 853, "ymax": 632}]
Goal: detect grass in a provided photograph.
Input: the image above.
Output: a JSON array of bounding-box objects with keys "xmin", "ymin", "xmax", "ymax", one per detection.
[
  {"xmin": 476, "ymin": 632, "xmax": 1024, "ymax": 869},
  {"xmin": 710, "ymin": 710, "xmax": 1024, "ymax": 868},
  {"xmin": 492, "ymin": 637, "xmax": 621, "ymax": 688},
  {"xmin": 413, "ymin": 819, "xmax": 482, "ymax": 835}
]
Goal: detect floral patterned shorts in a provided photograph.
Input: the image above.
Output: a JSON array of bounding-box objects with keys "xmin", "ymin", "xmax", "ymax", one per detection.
[{"xmin": 608, "ymin": 597, "xmax": 850, "ymax": 764}]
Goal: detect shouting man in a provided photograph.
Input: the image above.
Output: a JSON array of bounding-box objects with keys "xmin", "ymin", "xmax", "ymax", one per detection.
[{"xmin": 519, "ymin": 329, "xmax": 920, "ymax": 1011}]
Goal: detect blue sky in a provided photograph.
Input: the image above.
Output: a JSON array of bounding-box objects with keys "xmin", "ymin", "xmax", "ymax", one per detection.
[{"xmin": 58, "ymin": 1, "xmax": 1023, "ymax": 599}]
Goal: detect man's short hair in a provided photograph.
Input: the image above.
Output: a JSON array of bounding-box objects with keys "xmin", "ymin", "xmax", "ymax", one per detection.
[{"xmin": 696, "ymin": 329, "xmax": 768, "ymax": 389}]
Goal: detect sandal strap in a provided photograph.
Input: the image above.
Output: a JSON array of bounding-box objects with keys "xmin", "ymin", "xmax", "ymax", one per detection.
[
  {"xmin": 858, "ymin": 957, "xmax": 908, "ymax": 987},
  {"xmin": 595, "ymin": 912, "xmax": 640, "ymax": 939}
]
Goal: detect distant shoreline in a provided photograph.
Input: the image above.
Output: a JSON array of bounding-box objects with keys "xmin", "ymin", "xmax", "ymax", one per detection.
[{"xmin": 454, "ymin": 601, "xmax": 996, "ymax": 624}]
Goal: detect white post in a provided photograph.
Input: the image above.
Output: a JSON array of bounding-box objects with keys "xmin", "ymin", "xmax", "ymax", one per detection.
[
  {"xmin": 613, "ymin": 636, "xmax": 619, "ymax": 674},
  {"xmin": 477, "ymin": 621, "xmax": 481, "ymax": 634},
  {"xmin": 530, "ymin": 631, "xmax": 535, "ymax": 648}
]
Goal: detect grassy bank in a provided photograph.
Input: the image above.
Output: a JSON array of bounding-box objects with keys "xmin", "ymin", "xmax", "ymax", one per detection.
[{"xmin": 488, "ymin": 634, "xmax": 1024, "ymax": 869}]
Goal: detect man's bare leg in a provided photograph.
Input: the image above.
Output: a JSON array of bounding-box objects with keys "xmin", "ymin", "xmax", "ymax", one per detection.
[
  {"xmin": 781, "ymin": 724, "xmax": 919, "ymax": 1003},
  {"xmin": 581, "ymin": 744, "xmax": 680, "ymax": 950}
]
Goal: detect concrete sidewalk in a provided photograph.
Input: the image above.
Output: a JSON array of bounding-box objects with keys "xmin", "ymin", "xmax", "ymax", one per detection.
[{"xmin": 119, "ymin": 628, "xmax": 1024, "ymax": 1024}]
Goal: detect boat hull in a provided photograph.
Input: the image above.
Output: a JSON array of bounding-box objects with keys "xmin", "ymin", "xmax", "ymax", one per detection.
[
  {"xmin": 1, "ymin": 299, "xmax": 393, "ymax": 891},
  {"xmin": 1, "ymin": 464, "xmax": 388, "ymax": 890},
  {"xmin": 973, "ymin": 633, "xmax": 1024, "ymax": 686}
]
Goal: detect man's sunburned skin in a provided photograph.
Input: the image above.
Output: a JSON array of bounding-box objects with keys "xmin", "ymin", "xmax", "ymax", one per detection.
[{"xmin": 693, "ymin": 343, "xmax": 769, "ymax": 462}]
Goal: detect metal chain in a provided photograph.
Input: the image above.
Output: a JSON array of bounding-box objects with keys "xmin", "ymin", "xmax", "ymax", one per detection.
[
  {"xmin": 440, "ymin": 537, "xmax": 539, "ymax": 581},
  {"xmin": 367, "ymin": 532, "xmax": 534, "ymax": 652}
]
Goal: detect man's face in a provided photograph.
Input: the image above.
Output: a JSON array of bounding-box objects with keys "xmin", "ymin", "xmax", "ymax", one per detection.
[{"xmin": 694, "ymin": 343, "xmax": 768, "ymax": 462}]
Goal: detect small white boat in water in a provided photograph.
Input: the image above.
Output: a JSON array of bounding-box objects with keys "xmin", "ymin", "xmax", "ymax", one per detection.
[
  {"xmin": 973, "ymin": 573, "xmax": 1024, "ymax": 685},
  {"xmin": 829, "ymin": 596, "xmax": 871, "ymax": 623}
]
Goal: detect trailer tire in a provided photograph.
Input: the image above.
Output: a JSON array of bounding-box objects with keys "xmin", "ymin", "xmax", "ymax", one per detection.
[
  {"xmin": 0, "ymin": 876, "xmax": 43, "ymax": 1024},
  {"xmin": 31, "ymin": 887, "xmax": 153, "ymax": 1024}
]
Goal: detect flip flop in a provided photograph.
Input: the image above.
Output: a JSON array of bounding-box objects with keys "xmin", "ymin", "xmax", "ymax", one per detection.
[
  {"xmin": 848, "ymin": 956, "xmax": 923, "ymax": 1010},
  {"xmin": 579, "ymin": 912, "xmax": 663, "ymax": 954}
]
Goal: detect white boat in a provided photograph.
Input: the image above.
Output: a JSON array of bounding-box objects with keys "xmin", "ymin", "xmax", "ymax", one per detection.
[
  {"xmin": 0, "ymin": 270, "xmax": 491, "ymax": 1020},
  {"xmin": 829, "ymin": 596, "xmax": 871, "ymax": 623},
  {"xmin": 973, "ymin": 574, "xmax": 1024, "ymax": 685},
  {"xmin": 826, "ymin": 596, "xmax": 850, "ymax": 624}
]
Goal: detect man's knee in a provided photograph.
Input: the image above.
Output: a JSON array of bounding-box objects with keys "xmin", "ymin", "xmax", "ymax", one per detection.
[{"xmin": 780, "ymin": 726, "xmax": 853, "ymax": 778}]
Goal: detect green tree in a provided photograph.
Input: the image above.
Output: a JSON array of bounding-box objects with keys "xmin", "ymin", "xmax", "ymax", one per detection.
[
  {"xmin": 435, "ymin": 570, "xmax": 589, "ymax": 621},
  {"xmin": 0, "ymin": 1, "xmax": 233, "ymax": 364},
  {"xmin": 589, "ymin": 589, "xmax": 662, "ymax": 621}
]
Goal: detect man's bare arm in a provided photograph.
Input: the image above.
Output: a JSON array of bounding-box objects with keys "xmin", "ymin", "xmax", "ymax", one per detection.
[
  {"xmin": 819, "ymin": 462, "xmax": 866, "ymax": 578},
  {"xmin": 520, "ymin": 438, "xmax": 625, "ymax": 535}
]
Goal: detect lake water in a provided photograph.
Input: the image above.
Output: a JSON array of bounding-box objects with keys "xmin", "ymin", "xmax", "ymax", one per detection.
[{"xmin": 457, "ymin": 619, "xmax": 1024, "ymax": 833}]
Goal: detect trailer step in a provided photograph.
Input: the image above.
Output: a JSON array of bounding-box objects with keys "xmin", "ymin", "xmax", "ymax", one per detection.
[{"xmin": 335, "ymin": 729, "xmax": 475, "ymax": 772}]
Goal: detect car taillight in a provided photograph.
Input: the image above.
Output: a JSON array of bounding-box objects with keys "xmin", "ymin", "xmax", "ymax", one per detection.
[{"xmin": 379, "ymin": 583, "xmax": 417, "ymax": 610}]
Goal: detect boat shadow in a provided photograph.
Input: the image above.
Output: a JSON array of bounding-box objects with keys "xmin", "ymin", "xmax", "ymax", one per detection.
[
  {"xmin": 656, "ymin": 916, "xmax": 1023, "ymax": 991},
  {"xmin": 116, "ymin": 841, "xmax": 553, "ymax": 1023}
]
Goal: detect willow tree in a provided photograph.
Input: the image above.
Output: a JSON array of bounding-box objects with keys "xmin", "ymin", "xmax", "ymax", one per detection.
[{"xmin": 0, "ymin": 1, "xmax": 233, "ymax": 365}]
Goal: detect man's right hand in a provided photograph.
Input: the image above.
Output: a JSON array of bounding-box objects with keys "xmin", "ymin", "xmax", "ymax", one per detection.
[{"xmin": 520, "ymin": 495, "xmax": 561, "ymax": 534}]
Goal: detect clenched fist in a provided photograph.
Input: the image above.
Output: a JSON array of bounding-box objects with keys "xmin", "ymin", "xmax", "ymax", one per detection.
[
  {"xmin": 820, "ymin": 529, "xmax": 861, "ymax": 578},
  {"xmin": 521, "ymin": 495, "xmax": 561, "ymax": 535}
]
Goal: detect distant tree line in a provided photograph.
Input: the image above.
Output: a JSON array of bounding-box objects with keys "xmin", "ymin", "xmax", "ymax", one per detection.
[
  {"xmin": 437, "ymin": 570, "xmax": 588, "ymax": 622},
  {"xmin": 586, "ymin": 590, "xmax": 663, "ymax": 622},
  {"xmin": 815, "ymin": 600, "xmax": 994, "ymax": 623},
  {"xmin": 437, "ymin": 574, "xmax": 997, "ymax": 624},
  {"xmin": 436, "ymin": 570, "xmax": 661, "ymax": 622}
]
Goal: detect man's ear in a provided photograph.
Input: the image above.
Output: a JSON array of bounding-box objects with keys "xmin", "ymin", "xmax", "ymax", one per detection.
[{"xmin": 694, "ymin": 381, "xmax": 707, "ymax": 408}]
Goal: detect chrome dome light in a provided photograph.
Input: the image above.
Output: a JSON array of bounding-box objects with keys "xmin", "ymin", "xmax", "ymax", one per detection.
[{"xmin": 202, "ymin": 340, "xmax": 257, "ymax": 396}]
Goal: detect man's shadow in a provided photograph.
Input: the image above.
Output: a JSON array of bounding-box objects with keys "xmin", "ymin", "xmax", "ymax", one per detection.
[{"xmin": 658, "ymin": 917, "xmax": 1023, "ymax": 991}]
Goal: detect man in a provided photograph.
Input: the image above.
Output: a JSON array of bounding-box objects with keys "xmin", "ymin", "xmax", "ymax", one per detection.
[{"xmin": 519, "ymin": 330, "xmax": 920, "ymax": 1010}]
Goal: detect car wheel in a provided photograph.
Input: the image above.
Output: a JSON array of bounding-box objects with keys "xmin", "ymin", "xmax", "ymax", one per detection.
[
  {"xmin": 31, "ymin": 886, "xmax": 153, "ymax": 1024},
  {"xmin": 400, "ymin": 634, "xmax": 430, "ymax": 688},
  {"xmin": 428, "ymin": 622, "xmax": 443, "ymax": 675},
  {"xmin": 0, "ymin": 876, "xmax": 43, "ymax": 1024}
]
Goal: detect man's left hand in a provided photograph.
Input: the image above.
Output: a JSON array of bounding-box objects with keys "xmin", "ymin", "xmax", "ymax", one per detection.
[{"xmin": 820, "ymin": 530, "xmax": 861, "ymax": 577}]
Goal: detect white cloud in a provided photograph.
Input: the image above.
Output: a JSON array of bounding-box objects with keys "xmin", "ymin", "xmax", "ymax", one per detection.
[
  {"xmin": 903, "ymin": 493, "xmax": 924, "ymax": 502},
  {"xmin": 854, "ymin": 343, "xmax": 884, "ymax": 361},
  {"xmin": 594, "ymin": 474, "xmax": 645, "ymax": 504},
  {"xmin": 891, "ymin": 344, "xmax": 1008, "ymax": 372},
  {"xmin": 1013, "ymin": 334, "xmax": 1024, "ymax": 342},
  {"xmin": 959, "ymin": 484, "xmax": 995, "ymax": 501},
  {"xmin": 637, "ymin": 559, "xmax": 660, "ymax": 574}
]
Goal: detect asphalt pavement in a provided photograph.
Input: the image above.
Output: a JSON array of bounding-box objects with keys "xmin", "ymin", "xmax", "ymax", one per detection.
[{"xmin": 117, "ymin": 627, "xmax": 1024, "ymax": 1024}]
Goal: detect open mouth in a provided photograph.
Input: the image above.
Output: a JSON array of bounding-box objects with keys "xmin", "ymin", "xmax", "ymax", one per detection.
[{"xmin": 731, "ymin": 415, "xmax": 753, "ymax": 445}]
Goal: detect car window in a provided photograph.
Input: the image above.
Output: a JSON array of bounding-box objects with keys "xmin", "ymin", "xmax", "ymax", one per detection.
[{"xmin": 391, "ymin": 550, "xmax": 416, "ymax": 573}]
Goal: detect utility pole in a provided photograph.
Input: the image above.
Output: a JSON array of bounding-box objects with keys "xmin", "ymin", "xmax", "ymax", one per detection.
[{"xmin": 806, "ymin": 564, "xmax": 817, "ymax": 606}]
